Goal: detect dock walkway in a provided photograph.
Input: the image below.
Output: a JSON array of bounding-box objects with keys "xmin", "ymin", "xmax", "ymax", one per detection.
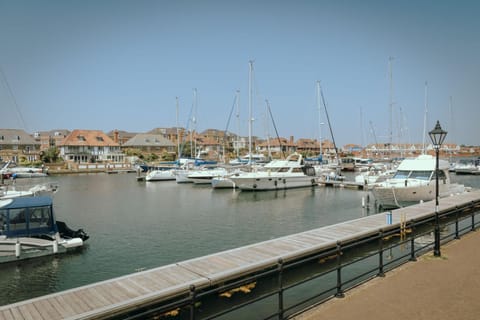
[{"xmin": 1, "ymin": 190, "xmax": 480, "ymax": 320}]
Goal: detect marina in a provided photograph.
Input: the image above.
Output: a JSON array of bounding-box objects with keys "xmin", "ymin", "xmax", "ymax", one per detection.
[
  {"xmin": 0, "ymin": 172, "xmax": 478, "ymax": 319},
  {"xmin": 0, "ymin": 188, "xmax": 479, "ymax": 319}
]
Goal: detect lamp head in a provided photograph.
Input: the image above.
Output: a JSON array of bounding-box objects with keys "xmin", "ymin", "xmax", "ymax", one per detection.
[{"xmin": 428, "ymin": 120, "xmax": 448, "ymax": 148}]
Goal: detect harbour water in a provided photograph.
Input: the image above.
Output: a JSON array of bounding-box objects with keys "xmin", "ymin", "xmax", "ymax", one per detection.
[{"xmin": 1, "ymin": 173, "xmax": 479, "ymax": 306}]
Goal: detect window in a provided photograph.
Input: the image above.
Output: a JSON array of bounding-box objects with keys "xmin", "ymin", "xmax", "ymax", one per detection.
[
  {"xmin": 409, "ymin": 171, "xmax": 432, "ymax": 181},
  {"xmin": 77, "ymin": 135, "xmax": 86, "ymax": 141},
  {"xmin": 393, "ymin": 170, "xmax": 410, "ymax": 179},
  {"xmin": 96, "ymin": 136, "xmax": 104, "ymax": 142},
  {"xmin": 28, "ymin": 207, "xmax": 52, "ymax": 229}
]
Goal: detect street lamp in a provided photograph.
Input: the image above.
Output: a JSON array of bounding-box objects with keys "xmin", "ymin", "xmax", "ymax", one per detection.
[{"xmin": 428, "ymin": 120, "xmax": 448, "ymax": 257}]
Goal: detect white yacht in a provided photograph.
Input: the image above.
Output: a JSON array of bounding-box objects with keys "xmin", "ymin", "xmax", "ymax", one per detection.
[
  {"xmin": 229, "ymin": 153, "xmax": 317, "ymax": 191},
  {"xmin": 371, "ymin": 155, "xmax": 466, "ymax": 209},
  {"xmin": 145, "ymin": 167, "xmax": 177, "ymax": 181}
]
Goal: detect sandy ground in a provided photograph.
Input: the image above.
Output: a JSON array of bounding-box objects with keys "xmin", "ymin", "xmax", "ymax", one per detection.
[{"xmin": 293, "ymin": 231, "xmax": 480, "ymax": 320}]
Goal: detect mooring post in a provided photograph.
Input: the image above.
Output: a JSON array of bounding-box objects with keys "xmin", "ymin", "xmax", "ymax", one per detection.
[
  {"xmin": 378, "ymin": 230, "xmax": 385, "ymax": 277},
  {"xmin": 277, "ymin": 258, "xmax": 284, "ymax": 320},
  {"xmin": 335, "ymin": 241, "xmax": 344, "ymax": 298},
  {"xmin": 189, "ymin": 284, "xmax": 196, "ymax": 320}
]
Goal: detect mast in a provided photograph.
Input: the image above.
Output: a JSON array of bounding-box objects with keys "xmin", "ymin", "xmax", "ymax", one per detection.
[
  {"xmin": 316, "ymin": 81, "xmax": 323, "ymax": 157},
  {"xmin": 176, "ymin": 96, "xmax": 180, "ymax": 159},
  {"xmin": 422, "ymin": 81, "xmax": 428, "ymax": 154},
  {"xmin": 248, "ymin": 60, "xmax": 254, "ymax": 163},
  {"xmin": 319, "ymin": 83, "xmax": 339, "ymax": 164},
  {"xmin": 388, "ymin": 57, "xmax": 394, "ymax": 150},
  {"xmin": 192, "ymin": 88, "xmax": 198, "ymax": 158},
  {"xmin": 235, "ymin": 90, "xmax": 240, "ymax": 158}
]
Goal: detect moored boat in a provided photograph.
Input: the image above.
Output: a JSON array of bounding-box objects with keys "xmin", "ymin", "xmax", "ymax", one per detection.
[
  {"xmin": 371, "ymin": 155, "xmax": 466, "ymax": 209},
  {"xmin": 229, "ymin": 153, "xmax": 317, "ymax": 191},
  {"xmin": 0, "ymin": 196, "xmax": 89, "ymax": 264}
]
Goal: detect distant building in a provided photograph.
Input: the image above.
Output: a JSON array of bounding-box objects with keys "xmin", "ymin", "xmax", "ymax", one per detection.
[
  {"xmin": 106, "ymin": 130, "xmax": 137, "ymax": 145},
  {"xmin": 33, "ymin": 129, "xmax": 70, "ymax": 151},
  {"xmin": 122, "ymin": 133, "xmax": 176, "ymax": 155},
  {"xmin": 0, "ymin": 128, "xmax": 41, "ymax": 162},
  {"xmin": 58, "ymin": 129, "xmax": 123, "ymax": 163}
]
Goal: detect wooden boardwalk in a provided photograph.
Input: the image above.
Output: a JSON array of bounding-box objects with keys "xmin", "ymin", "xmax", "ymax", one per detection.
[{"xmin": 1, "ymin": 190, "xmax": 480, "ymax": 320}]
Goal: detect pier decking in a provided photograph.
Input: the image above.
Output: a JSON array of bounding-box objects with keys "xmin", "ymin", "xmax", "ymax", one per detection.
[{"xmin": 1, "ymin": 190, "xmax": 480, "ymax": 320}]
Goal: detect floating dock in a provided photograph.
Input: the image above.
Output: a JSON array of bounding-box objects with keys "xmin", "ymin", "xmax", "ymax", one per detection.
[{"xmin": 1, "ymin": 190, "xmax": 479, "ymax": 319}]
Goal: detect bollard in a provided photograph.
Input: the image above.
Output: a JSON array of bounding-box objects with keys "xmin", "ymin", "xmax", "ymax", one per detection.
[{"xmin": 386, "ymin": 212, "xmax": 392, "ymax": 225}]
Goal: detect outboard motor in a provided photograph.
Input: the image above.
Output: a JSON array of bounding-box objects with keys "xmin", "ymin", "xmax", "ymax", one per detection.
[{"xmin": 57, "ymin": 220, "xmax": 89, "ymax": 241}]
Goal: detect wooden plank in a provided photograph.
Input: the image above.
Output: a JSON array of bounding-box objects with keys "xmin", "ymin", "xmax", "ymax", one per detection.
[
  {"xmin": 18, "ymin": 304, "xmax": 40, "ymax": 320},
  {"xmin": 0, "ymin": 309, "xmax": 14, "ymax": 320},
  {"xmin": 32, "ymin": 299, "xmax": 62, "ymax": 320}
]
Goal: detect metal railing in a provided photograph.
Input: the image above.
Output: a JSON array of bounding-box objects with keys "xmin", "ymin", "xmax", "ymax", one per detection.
[{"xmin": 113, "ymin": 201, "xmax": 480, "ymax": 320}]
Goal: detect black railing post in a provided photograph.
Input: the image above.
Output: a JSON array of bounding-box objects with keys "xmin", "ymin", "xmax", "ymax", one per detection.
[
  {"xmin": 455, "ymin": 207, "xmax": 460, "ymax": 240},
  {"xmin": 378, "ymin": 230, "xmax": 385, "ymax": 277},
  {"xmin": 471, "ymin": 208, "xmax": 476, "ymax": 232},
  {"xmin": 189, "ymin": 284, "xmax": 196, "ymax": 320},
  {"xmin": 277, "ymin": 258, "xmax": 284, "ymax": 320},
  {"xmin": 335, "ymin": 242, "xmax": 344, "ymax": 298},
  {"xmin": 409, "ymin": 222, "xmax": 417, "ymax": 261}
]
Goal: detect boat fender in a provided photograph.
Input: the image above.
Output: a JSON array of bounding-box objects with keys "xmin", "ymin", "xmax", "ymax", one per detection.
[
  {"xmin": 283, "ymin": 179, "xmax": 286, "ymax": 184},
  {"xmin": 15, "ymin": 240, "xmax": 21, "ymax": 258},
  {"xmin": 274, "ymin": 180, "xmax": 277, "ymax": 187},
  {"xmin": 53, "ymin": 239, "xmax": 58, "ymax": 253},
  {"xmin": 311, "ymin": 178, "xmax": 315, "ymax": 185}
]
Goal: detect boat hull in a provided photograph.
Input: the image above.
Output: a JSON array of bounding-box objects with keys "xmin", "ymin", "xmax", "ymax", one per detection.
[
  {"xmin": 230, "ymin": 174, "xmax": 317, "ymax": 191},
  {"xmin": 372, "ymin": 183, "xmax": 466, "ymax": 209}
]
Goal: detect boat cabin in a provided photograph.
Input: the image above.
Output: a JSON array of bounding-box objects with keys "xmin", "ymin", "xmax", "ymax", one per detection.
[{"xmin": 0, "ymin": 196, "xmax": 57, "ymax": 238}]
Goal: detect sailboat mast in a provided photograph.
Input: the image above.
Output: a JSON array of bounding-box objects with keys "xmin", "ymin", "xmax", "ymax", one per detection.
[
  {"xmin": 316, "ymin": 81, "xmax": 323, "ymax": 157},
  {"xmin": 389, "ymin": 57, "xmax": 394, "ymax": 149},
  {"xmin": 422, "ymin": 81, "xmax": 428, "ymax": 154},
  {"xmin": 193, "ymin": 88, "xmax": 198, "ymax": 158},
  {"xmin": 248, "ymin": 60, "xmax": 254, "ymax": 163},
  {"xmin": 235, "ymin": 90, "xmax": 240, "ymax": 158},
  {"xmin": 176, "ymin": 96, "xmax": 180, "ymax": 159}
]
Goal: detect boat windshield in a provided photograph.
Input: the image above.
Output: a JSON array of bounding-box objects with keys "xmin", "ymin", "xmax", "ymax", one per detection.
[
  {"xmin": 409, "ymin": 170, "xmax": 433, "ymax": 181},
  {"xmin": 393, "ymin": 170, "xmax": 410, "ymax": 179},
  {"xmin": 0, "ymin": 205, "xmax": 55, "ymax": 237}
]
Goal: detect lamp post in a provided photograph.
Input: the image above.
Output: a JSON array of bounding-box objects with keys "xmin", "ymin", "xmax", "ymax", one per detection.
[{"xmin": 428, "ymin": 120, "xmax": 448, "ymax": 257}]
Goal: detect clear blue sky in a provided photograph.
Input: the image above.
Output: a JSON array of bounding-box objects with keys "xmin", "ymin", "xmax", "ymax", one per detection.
[{"xmin": 1, "ymin": 0, "xmax": 479, "ymax": 147}]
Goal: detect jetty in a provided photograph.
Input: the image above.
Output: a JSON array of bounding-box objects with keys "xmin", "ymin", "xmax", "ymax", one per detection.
[{"xmin": 1, "ymin": 190, "xmax": 480, "ymax": 320}]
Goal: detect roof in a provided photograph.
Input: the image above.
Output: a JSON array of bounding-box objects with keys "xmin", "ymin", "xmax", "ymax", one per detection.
[
  {"xmin": 123, "ymin": 134, "xmax": 176, "ymax": 147},
  {"xmin": 59, "ymin": 130, "xmax": 119, "ymax": 147},
  {"xmin": 0, "ymin": 129, "xmax": 38, "ymax": 145},
  {"xmin": 397, "ymin": 155, "xmax": 449, "ymax": 171},
  {"xmin": 0, "ymin": 196, "xmax": 52, "ymax": 210}
]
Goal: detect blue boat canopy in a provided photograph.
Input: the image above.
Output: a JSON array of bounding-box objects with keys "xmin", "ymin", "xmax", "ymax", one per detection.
[
  {"xmin": 0, "ymin": 196, "xmax": 53, "ymax": 209},
  {"xmin": 0, "ymin": 196, "xmax": 57, "ymax": 237}
]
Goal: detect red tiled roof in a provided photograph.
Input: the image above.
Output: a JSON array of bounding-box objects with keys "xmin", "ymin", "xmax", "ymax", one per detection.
[{"xmin": 59, "ymin": 129, "xmax": 119, "ymax": 147}]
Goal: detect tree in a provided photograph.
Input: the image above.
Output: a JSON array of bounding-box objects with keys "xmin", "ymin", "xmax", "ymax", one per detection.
[{"xmin": 41, "ymin": 147, "xmax": 60, "ymax": 163}]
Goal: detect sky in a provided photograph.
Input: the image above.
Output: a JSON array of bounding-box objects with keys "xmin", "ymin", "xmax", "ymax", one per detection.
[{"xmin": 0, "ymin": 0, "xmax": 479, "ymax": 147}]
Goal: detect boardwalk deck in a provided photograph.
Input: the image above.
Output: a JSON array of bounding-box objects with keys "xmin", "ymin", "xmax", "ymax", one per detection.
[{"xmin": 1, "ymin": 190, "xmax": 480, "ymax": 320}]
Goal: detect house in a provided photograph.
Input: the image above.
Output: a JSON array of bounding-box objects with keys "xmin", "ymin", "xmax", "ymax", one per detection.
[
  {"xmin": 58, "ymin": 129, "xmax": 123, "ymax": 163},
  {"xmin": 106, "ymin": 130, "xmax": 137, "ymax": 146},
  {"xmin": 257, "ymin": 136, "xmax": 297, "ymax": 156},
  {"xmin": 122, "ymin": 133, "xmax": 176, "ymax": 155},
  {"xmin": 0, "ymin": 128, "xmax": 41, "ymax": 162},
  {"xmin": 33, "ymin": 129, "xmax": 70, "ymax": 151}
]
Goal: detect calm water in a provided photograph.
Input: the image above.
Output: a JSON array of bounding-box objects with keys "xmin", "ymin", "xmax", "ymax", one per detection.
[{"xmin": 1, "ymin": 173, "xmax": 479, "ymax": 305}]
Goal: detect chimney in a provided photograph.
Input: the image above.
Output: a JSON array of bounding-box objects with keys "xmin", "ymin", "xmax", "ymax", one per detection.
[
  {"xmin": 290, "ymin": 135, "xmax": 294, "ymax": 144},
  {"xmin": 114, "ymin": 130, "xmax": 119, "ymax": 143}
]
